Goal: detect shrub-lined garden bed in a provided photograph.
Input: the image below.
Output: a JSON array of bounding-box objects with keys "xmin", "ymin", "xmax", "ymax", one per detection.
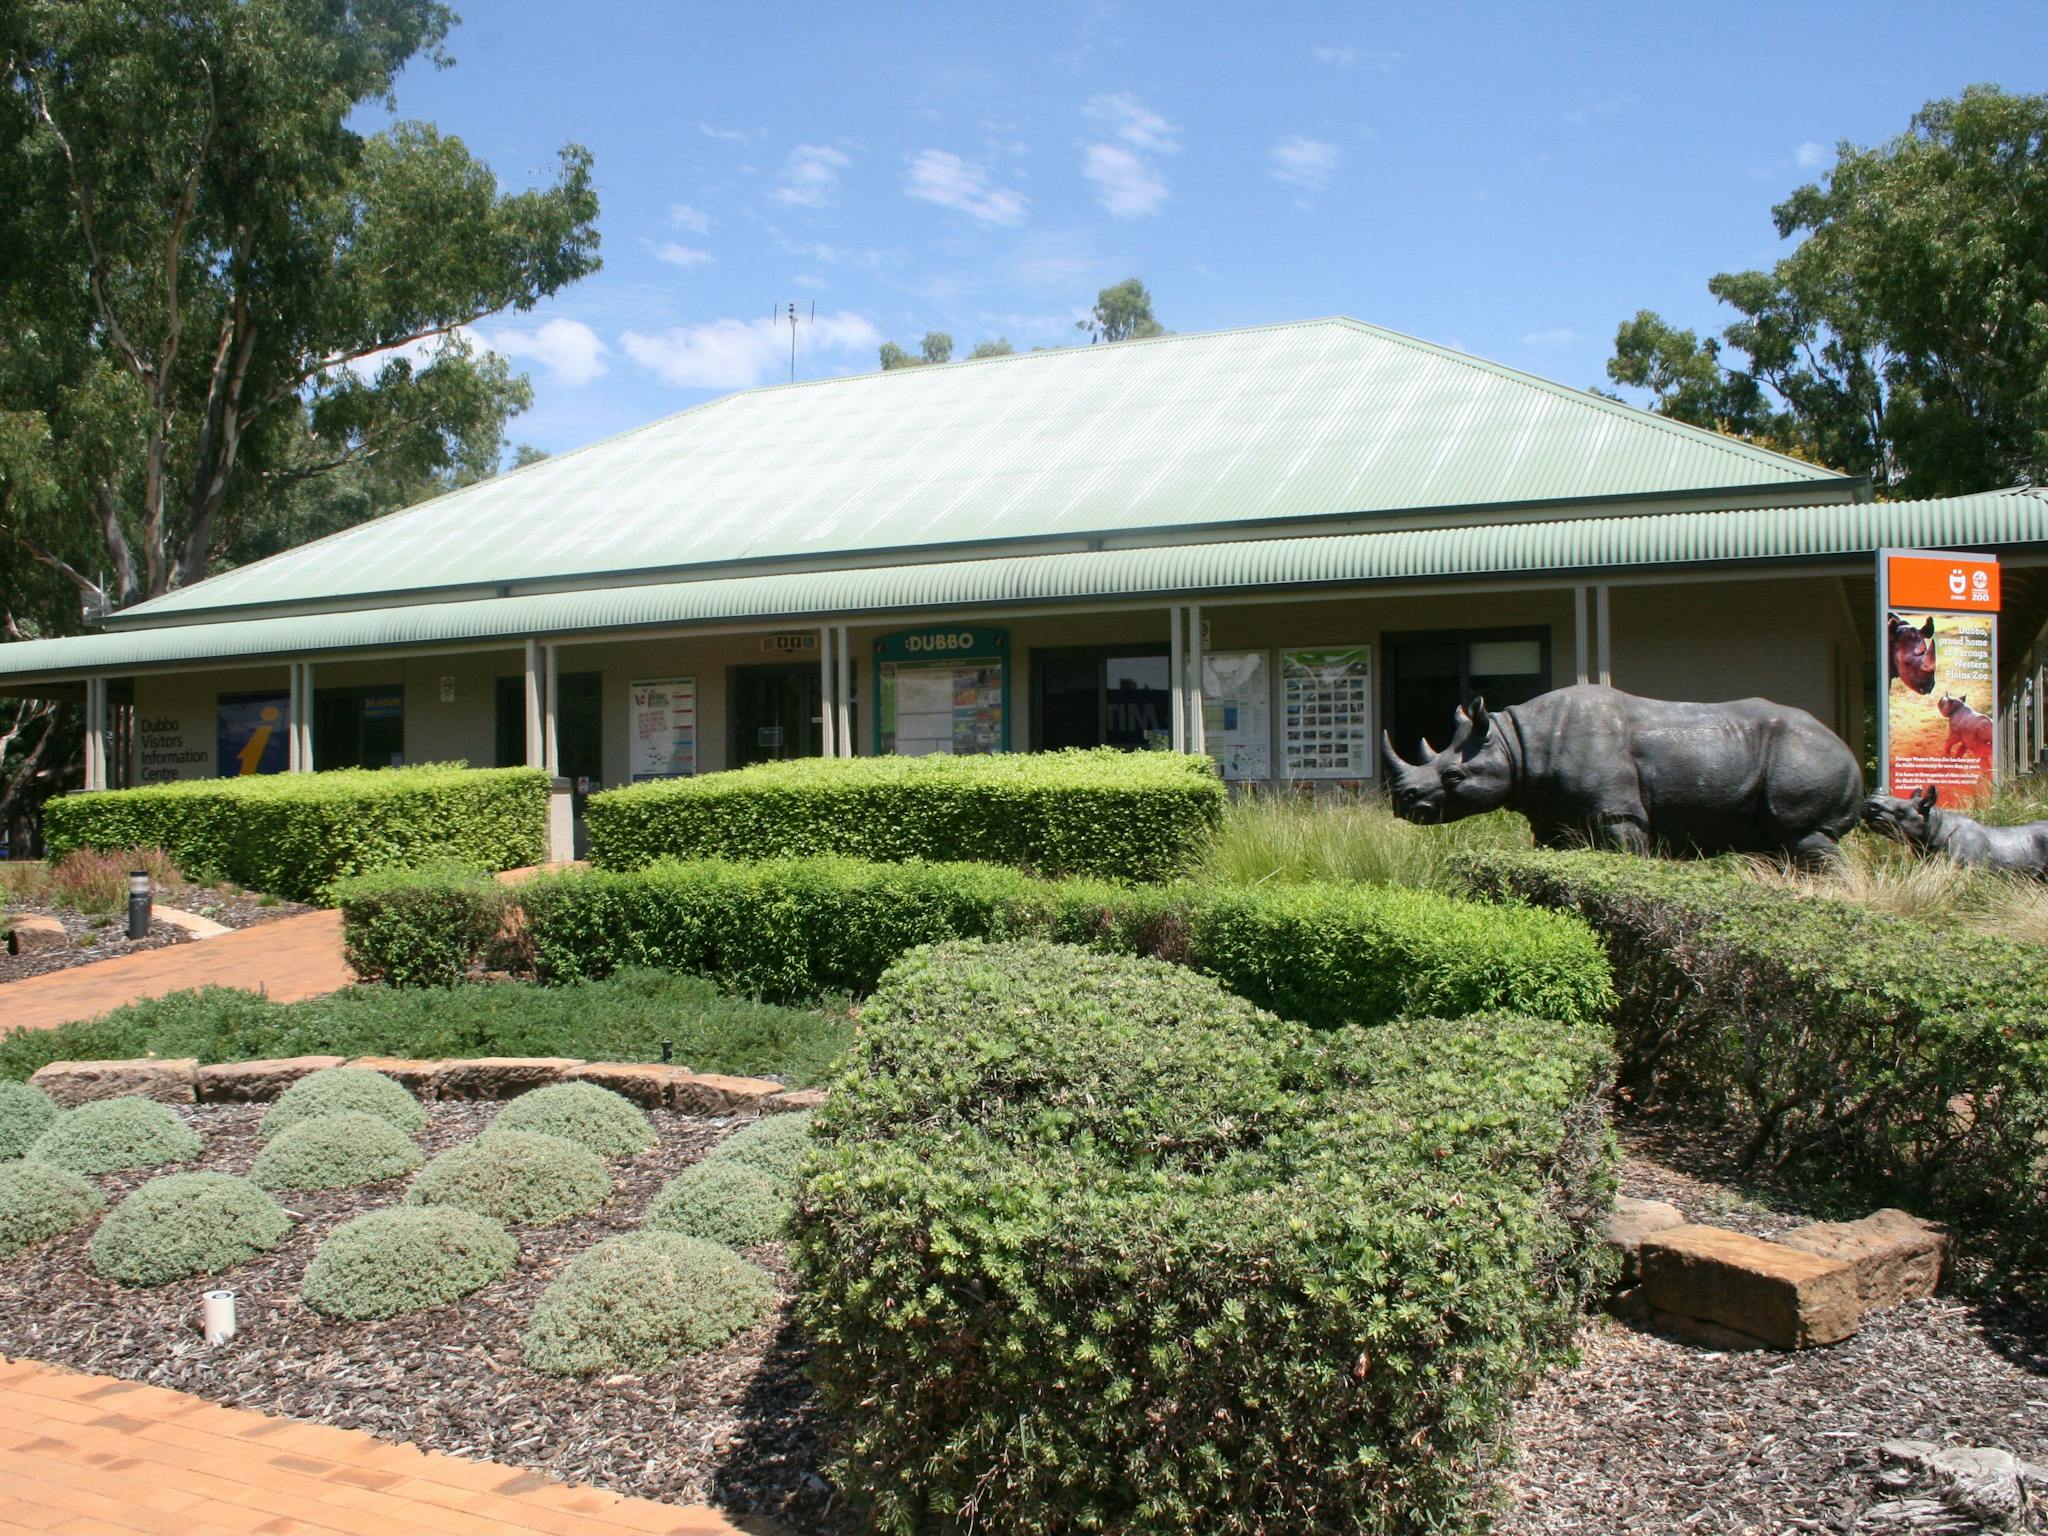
[
  {"xmin": 44, "ymin": 765, "xmax": 549, "ymax": 903},
  {"xmin": 585, "ymin": 748, "xmax": 1225, "ymax": 881},
  {"xmin": 794, "ymin": 939, "xmax": 1616, "ymax": 1533},
  {"xmin": 1457, "ymin": 848, "xmax": 2048, "ymax": 1301}
]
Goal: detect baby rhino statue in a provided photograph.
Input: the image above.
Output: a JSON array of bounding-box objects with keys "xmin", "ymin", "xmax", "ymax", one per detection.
[
  {"xmin": 1861, "ymin": 785, "xmax": 2048, "ymax": 878},
  {"xmin": 1382, "ymin": 683, "xmax": 1864, "ymax": 861}
]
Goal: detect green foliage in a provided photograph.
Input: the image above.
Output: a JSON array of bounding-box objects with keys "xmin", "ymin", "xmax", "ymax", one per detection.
[
  {"xmin": 517, "ymin": 854, "xmax": 1614, "ymax": 1026},
  {"xmin": 1078, "ymin": 277, "xmax": 1166, "ymax": 343},
  {"xmin": 88, "ymin": 1173, "xmax": 289, "ymax": 1285},
  {"xmin": 262, "ymin": 1067, "xmax": 426, "ymax": 1141},
  {"xmin": 29, "ymin": 1096, "xmax": 201, "ymax": 1174},
  {"xmin": 794, "ymin": 941, "xmax": 1615, "ymax": 1534},
  {"xmin": 333, "ymin": 861, "xmax": 508, "ymax": 987},
  {"xmin": 1607, "ymin": 86, "xmax": 2048, "ymax": 494},
  {"xmin": 0, "ymin": 970, "xmax": 851, "ymax": 1090},
  {"xmin": 248, "ymin": 1112, "xmax": 423, "ymax": 1191},
  {"xmin": 0, "ymin": 1161, "xmax": 104, "ymax": 1262},
  {"xmin": 644, "ymin": 1160, "xmax": 790, "ymax": 1247},
  {"xmin": 1195, "ymin": 794, "xmax": 1531, "ymax": 890},
  {"xmin": 43, "ymin": 766, "xmax": 550, "ymax": 902},
  {"xmin": 0, "ymin": 1081, "xmax": 58, "ymax": 1160},
  {"xmin": 489, "ymin": 1083, "xmax": 654, "ymax": 1157},
  {"xmin": 585, "ymin": 749, "xmax": 1224, "ymax": 883},
  {"xmin": 703, "ymin": 1111, "xmax": 816, "ymax": 1190},
  {"xmin": 1458, "ymin": 848, "xmax": 2048, "ymax": 1300},
  {"xmin": 408, "ymin": 1129, "xmax": 610, "ymax": 1226},
  {"xmin": 302, "ymin": 1205, "xmax": 517, "ymax": 1320},
  {"xmin": 0, "ymin": 847, "xmax": 184, "ymax": 916},
  {"xmin": 520, "ymin": 1231, "xmax": 775, "ymax": 1377}
]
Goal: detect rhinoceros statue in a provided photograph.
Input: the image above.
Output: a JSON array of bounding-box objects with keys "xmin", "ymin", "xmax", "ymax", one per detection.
[
  {"xmin": 1382, "ymin": 683, "xmax": 1864, "ymax": 861},
  {"xmin": 1862, "ymin": 785, "xmax": 2048, "ymax": 878}
]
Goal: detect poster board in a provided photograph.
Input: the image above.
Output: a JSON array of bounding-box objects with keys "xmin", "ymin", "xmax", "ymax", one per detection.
[
  {"xmin": 1878, "ymin": 550, "xmax": 1999, "ymax": 807},
  {"xmin": 875, "ymin": 628, "xmax": 1008, "ymax": 756},
  {"xmin": 1201, "ymin": 651, "xmax": 1271, "ymax": 781},
  {"xmin": 629, "ymin": 676, "xmax": 697, "ymax": 781},
  {"xmin": 1281, "ymin": 646, "xmax": 1372, "ymax": 781}
]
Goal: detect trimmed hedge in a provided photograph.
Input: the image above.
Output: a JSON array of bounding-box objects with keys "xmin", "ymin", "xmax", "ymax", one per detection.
[
  {"xmin": 89, "ymin": 1173, "xmax": 289, "ymax": 1286},
  {"xmin": 44, "ymin": 765, "xmax": 548, "ymax": 903},
  {"xmin": 303, "ymin": 1206, "xmax": 516, "ymax": 1319},
  {"xmin": 515, "ymin": 855, "xmax": 1615, "ymax": 1028},
  {"xmin": 332, "ymin": 861, "xmax": 509, "ymax": 987},
  {"xmin": 409, "ymin": 1130, "xmax": 611, "ymax": 1226},
  {"xmin": 703, "ymin": 1110, "xmax": 816, "ymax": 1189},
  {"xmin": 0, "ymin": 1161, "xmax": 105, "ymax": 1262},
  {"xmin": 489, "ymin": 1083, "xmax": 654, "ymax": 1157},
  {"xmin": 645, "ymin": 1161, "xmax": 789, "ymax": 1247},
  {"xmin": 249, "ymin": 1113, "xmax": 423, "ymax": 1191},
  {"xmin": 30, "ymin": 1097, "xmax": 202, "ymax": 1174},
  {"xmin": 794, "ymin": 940, "xmax": 1615, "ymax": 1534},
  {"xmin": 1458, "ymin": 848, "xmax": 2048, "ymax": 1300},
  {"xmin": 0, "ymin": 1081, "xmax": 58, "ymax": 1160},
  {"xmin": 585, "ymin": 749, "xmax": 1225, "ymax": 882},
  {"xmin": 263, "ymin": 1067, "xmax": 427, "ymax": 1140},
  {"xmin": 520, "ymin": 1232, "xmax": 775, "ymax": 1377}
]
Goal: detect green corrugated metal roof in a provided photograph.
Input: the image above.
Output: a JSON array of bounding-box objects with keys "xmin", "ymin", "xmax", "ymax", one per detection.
[
  {"xmin": 113, "ymin": 317, "xmax": 1847, "ymax": 625},
  {"xmin": 4, "ymin": 488, "xmax": 2040, "ymax": 685}
]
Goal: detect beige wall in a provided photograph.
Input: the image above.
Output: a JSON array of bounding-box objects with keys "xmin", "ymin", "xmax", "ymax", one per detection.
[{"xmin": 121, "ymin": 572, "xmax": 1856, "ymax": 789}]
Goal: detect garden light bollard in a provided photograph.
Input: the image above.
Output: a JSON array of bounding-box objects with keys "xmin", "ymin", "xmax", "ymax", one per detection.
[
  {"xmin": 127, "ymin": 870, "xmax": 152, "ymax": 940},
  {"xmin": 202, "ymin": 1289, "xmax": 236, "ymax": 1345}
]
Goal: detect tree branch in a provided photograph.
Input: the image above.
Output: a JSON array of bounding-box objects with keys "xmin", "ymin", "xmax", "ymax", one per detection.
[{"xmin": 2, "ymin": 524, "xmax": 108, "ymax": 610}]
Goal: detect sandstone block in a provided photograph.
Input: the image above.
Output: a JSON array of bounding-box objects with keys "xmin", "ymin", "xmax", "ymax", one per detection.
[
  {"xmin": 563, "ymin": 1062, "xmax": 697, "ymax": 1109},
  {"xmin": 29, "ymin": 1057, "xmax": 198, "ymax": 1107},
  {"xmin": 669, "ymin": 1072, "xmax": 786, "ymax": 1117},
  {"xmin": 431, "ymin": 1056, "xmax": 583, "ymax": 1100},
  {"xmin": 347, "ymin": 1057, "xmax": 446, "ymax": 1095},
  {"xmin": 1606, "ymin": 1195, "xmax": 1687, "ymax": 1286},
  {"xmin": 1777, "ymin": 1208, "xmax": 1946, "ymax": 1315},
  {"xmin": 6, "ymin": 915, "xmax": 65, "ymax": 955},
  {"xmin": 1639, "ymin": 1223, "xmax": 1861, "ymax": 1349},
  {"xmin": 195, "ymin": 1056, "xmax": 347, "ymax": 1103},
  {"xmin": 762, "ymin": 1087, "xmax": 828, "ymax": 1116}
]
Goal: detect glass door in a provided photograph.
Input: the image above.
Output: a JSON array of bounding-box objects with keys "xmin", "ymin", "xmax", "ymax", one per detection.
[
  {"xmin": 730, "ymin": 664, "xmax": 822, "ymax": 766},
  {"xmin": 1382, "ymin": 628, "xmax": 1549, "ymax": 767}
]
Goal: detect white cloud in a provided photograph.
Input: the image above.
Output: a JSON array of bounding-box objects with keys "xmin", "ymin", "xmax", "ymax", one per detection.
[
  {"xmin": 667, "ymin": 203, "xmax": 713, "ymax": 234},
  {"xmin": 701, "ymin": 123, "xmax": 763, "ymax": 143},
  {"xmin": 1795, "ymin": 140, "xmax": 1830, "ymax": 168},
  {"xmin": 620, "ymin": 310, "xmax": 882, "ymax": 390},
  {"xmin": 1083, "ymin": 143, "xmax": 1168, "ymax": 217},
  {"xmin": 1084, "ymin": 92, "xmax": 1179, "ymax": 154},
  {"xmin": 903, "ymin": 149, "xmax": 1029, "ymax": 225},
  {"xmin": 1269, "ymin": 136, "xmax": 1342, "ymax": 191},
  {"xmin": 484, "ymin": 318, "xmax": 610, "ymax": 388},
  {"xmin": 1311, "ymin": 44, "xmax": 1405, "ymax": 71},
  {"xmin": 793, "ymin": 272, "xmax": 827, "ymax": 290},
  {"xmin": 1520, "ymin": 327, "xmax": 1577, "ymax": 347},
  {"xmin": 655, "ymin": 243, "xmax": 714, "ymax": 268},
  {"xmin": 771, "ymin": 144, "xmax": 850, "ymax": 208}
]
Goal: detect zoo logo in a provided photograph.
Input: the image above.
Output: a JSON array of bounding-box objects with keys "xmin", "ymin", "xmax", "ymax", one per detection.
[{"xmin": 903, "ymin": 632, "xmax": 979, "ymax": 654}]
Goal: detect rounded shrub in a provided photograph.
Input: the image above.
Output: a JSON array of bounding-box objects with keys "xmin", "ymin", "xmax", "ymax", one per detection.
[
  {"xmin": 0, "ymin": 1161, "xmax": 105, "ymax": 1261},
  {"xmin": 89, "ymin": 1173, "xmax": 290, "ymax": 1286},
  {"xmin": 302, "ymin": 1205, "xmax": 517, "ymax": 1320},
  {"xmin": 262, "ymin": 1067, "xmax": 426, "ymax": 1140},
  {"xmin": 703, "ymin": 1111, "xmax": 814, "ymax": 1189},
  {"xmin": 406, "ymin": 1130, "xmax": 609, "ymax": 1226},
  {"xmin": 29, "ymin": 1096, "xmax": 202, "ymax": 1175},
  {"xmin": 248, "ymin": 1112, "xmax": 423, "ymax": 1192},
  {"xmin": 488, "ymin": 1082, "xmax": 655, "ymax": 1157},
  {"xmin": 0, "ymin": 1081, "xmax": 59, "ymax": 1161},
  {"xmin": 521, "ymin": 1231, "xmax": 774, "ymax": 1377},
  {"xmin": 645, "ymin": 1160, "xmax": 789, "ymax": 1247}
]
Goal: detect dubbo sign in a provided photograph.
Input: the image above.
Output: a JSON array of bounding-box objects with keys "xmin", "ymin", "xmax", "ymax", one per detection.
[{"xmin": 1878, "ymin": 548, "xmax": 2000, "ymax": 808}]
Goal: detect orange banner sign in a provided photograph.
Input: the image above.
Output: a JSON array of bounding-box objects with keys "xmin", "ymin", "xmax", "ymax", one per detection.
[{"xmin": 1885, "ymin": 552, "xmax": 2001, "ymax": 613}]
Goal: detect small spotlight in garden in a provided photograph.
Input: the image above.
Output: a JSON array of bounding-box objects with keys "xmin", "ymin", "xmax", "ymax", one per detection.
[
  {"xmin": 127, "ymin": 870, "xmax": 153, "ymax": 940},
  {"xmin": 661, "ymin": 1039, "xmax": 673, "ymax": 1064},
  {"xmin": 202, "ymin": 1289, "xmax": 237, "ymax": 1346}
]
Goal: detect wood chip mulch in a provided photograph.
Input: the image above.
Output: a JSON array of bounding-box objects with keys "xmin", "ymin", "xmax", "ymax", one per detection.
[
  {"xmin": 0, "ymin": 1101, "xmax": 837, "ymax": 1532},
  {"xmin": 0, "ymin": 888, "xmax": 317, "ymax": 985}
]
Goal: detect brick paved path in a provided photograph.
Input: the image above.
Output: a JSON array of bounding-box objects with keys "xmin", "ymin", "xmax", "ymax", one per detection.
[
  {"xmin": 1, "ymin": 911, "xmax": 353, "ymax": 1035},
  {"xmin": 0, "ymin": 1356, "xmax": 766, "ymax": 1535}
]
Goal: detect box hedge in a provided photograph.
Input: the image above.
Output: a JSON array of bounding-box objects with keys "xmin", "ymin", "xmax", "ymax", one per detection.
[
  {"xmin": 793, "ymin": 940, "xmax": 1615, "ymax": 1534},
  {"xmin": 89, "ymin": 1173, "xmax": 290, "ymax": 1286},
  {"xmin": 520, "ymin": 1231, "xmax": 776, "ymax": 1377},
  {"xmin": 0, "ymin": 1161, "xmax": 105, "ymax": 1262},
  {"xmin": 512, "ymin": 855, "xmax": 1614, "ymax": 1028},
  {"xmin": 44, "ymin": 764, "xmax": 548, "ymax": 903},
  {"xmin": 332, "ymin": 861, "xmax": 510, "ymax": 987},
  {"xmin": 303, "ymin": 1206, "xmax": 516, "ymax": 1320},
  {"xmin": 1456, "ymin": 848, "xmax": 2048, "ymax": 1301},
  {"xmin": 584, "ymin": 749, "xmax": 1225, "ymax": 882}
]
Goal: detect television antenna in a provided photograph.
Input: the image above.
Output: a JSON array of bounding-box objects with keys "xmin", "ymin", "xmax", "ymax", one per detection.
[{"xmin": 775, "ymin": 300, "xmax": 815, "ymax": 384}]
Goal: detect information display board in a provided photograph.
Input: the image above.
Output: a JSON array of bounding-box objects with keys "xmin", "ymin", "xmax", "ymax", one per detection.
[
  {"xmin": 217, "ymin": 693, "xmax": 289, "ymax": 776},
  {"xmin": 1281, "ymin": 646, "xmax": 1372, "ymax": 781},
  {"xmin": 1202, "ymin": 651, "xmax": 1271, "ymax": 781},
  {"xmin": 875, "ymin": 627, "xmax": 1008, "ymax": 756},
  {"xmin": 1878, "ymin": 550, "xmax": 2000, "ymax": 807},
  {"xmin": 629, "ymin": 676, "xmax": 697, "ymax": 781}
]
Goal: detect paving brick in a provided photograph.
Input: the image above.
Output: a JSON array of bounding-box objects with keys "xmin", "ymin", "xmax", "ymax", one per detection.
[{"xmin": 1640, "ymin": 1223, "xmax": 1862, "ymax": 1349}]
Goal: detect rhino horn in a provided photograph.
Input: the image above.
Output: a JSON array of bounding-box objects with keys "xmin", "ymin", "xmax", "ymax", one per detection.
[{"xmin": 1382, "ymin": 730, "xmax": 1417, "ymax": 773}]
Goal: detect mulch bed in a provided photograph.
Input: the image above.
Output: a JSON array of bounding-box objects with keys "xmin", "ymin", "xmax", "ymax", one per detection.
[
  {"xmin": 0, "ymin": 1100, "xmax": 836, "ymax": 1532},
  {"xmin": 0, "ymin": 887, "xmax": 317, "ymax": 985}
]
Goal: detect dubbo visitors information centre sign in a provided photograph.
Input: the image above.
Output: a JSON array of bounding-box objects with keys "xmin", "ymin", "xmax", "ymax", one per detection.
[{"xmin": 1878, "ymin": 548, "xmax": 2001, "ymax": 807}]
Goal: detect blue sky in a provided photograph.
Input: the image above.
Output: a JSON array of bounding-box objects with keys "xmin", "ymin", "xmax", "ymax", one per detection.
[{"xmin": 371, "ymin": 1, "xmax": 2048, "ymax": 457}]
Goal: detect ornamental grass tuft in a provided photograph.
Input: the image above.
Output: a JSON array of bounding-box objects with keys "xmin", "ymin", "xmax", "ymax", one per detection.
[
  {"xmin": 406, "ymin": 1129, "xmax": 610, "ymax": 1226},
  {"xmin": 261, "ymin": 1067, "xmax": 426, "ymax": 1140},
  {"xmin": 302, "ymin": 1205, "xmax": 516, "ymax": 1320},
  {"xmin": 0, "ymin": 1161, "xmax": 105, "ymax": 1262},
  {"xmin": 248, "ymin": 1112, "xmax": 423, "ymax": 1192},
  {"xmin": 488, "ymin": 1082, "xmax": 654, "ymax": 1157},
  {"xmin": 520, "ymin": 1231, "xmax": 774, "ymax": 1377},
  {"xmin": 88, "ymin": 1173, "xmax": 289, "ymax": 1286},
  {"xmin": 28, "ymin": 1096, "xmax": 202, "ymax": 1175}
]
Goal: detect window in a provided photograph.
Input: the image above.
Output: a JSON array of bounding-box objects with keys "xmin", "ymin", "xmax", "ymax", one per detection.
[
  {"xmin": 1382, "ymin": 627, "xmax": 1550, "ymax": 767},
  {"xmin": 1031, "ymin": 646, "xmax": 1173, "ymax": 751},
  {"xmin": 313, "ymin": 686, "xmax": 404, "ymax": 770}
]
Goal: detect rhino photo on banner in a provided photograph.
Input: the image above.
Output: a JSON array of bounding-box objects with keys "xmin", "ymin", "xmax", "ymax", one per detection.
[{"xmin": 1879, "ymin": 549, "xmax": 2000, "ymax": 808}]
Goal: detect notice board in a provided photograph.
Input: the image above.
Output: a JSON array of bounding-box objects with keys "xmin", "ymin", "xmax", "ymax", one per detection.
[
  {"xmin": 875, "ymin": 628, "xmax": 1008, "ymax": 756},
  {"xmin": 629, "ymin": 676, "xmax": 697, "ymax": 781},
  {"xmin": 1878, "ymin": 550, "xmax": 2000, "ymax": 807},
  {"xmin": 1202, "ymin": 651, "xmax": 1271, "ymax": 781},
  {"xmin": 1281, "ymin": 646, "xmax": 1372, "ymax": 781}
]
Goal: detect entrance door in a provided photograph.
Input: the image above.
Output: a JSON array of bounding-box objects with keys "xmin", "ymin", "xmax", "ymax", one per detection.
[
  {"xmin": 1382, "ymin": 629, "xmax": 1549, "ymax": 768},
  {"xmin": 495, "ymin": 673, "xmax": 603, "ymax": 786},
  {"xmin": 1032, "ymin": 647, "xmax": 1172, "ymax": 751},
  {"xmin": 730, "ymin": 664, "xmax": 821, "ymax": 766}
]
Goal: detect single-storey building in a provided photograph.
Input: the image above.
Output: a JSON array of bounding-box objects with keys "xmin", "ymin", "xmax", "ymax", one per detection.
[{"xmin": 5, "ymin": 317, "xmax": 2047, "ymax": 850}]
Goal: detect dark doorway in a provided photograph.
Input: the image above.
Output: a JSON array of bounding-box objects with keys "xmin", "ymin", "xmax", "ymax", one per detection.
[
  {"xmin": 313, "ymin": 685, "xmax": 404, "ymax": 770},
  {"xmin": 730, "ymin": 664, "xmax": 821, "ymax": 766},
  {"xmin": 1382, "ymin": 628, "xmax": 1550, "ymax": 769},
  {"xmin": 495, "ymin": 672, "xmax": 604, "ymax": 786},
  {"xmin": 1031, "ymin": 647, "xmax": 1172, "ymax": 751}
]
